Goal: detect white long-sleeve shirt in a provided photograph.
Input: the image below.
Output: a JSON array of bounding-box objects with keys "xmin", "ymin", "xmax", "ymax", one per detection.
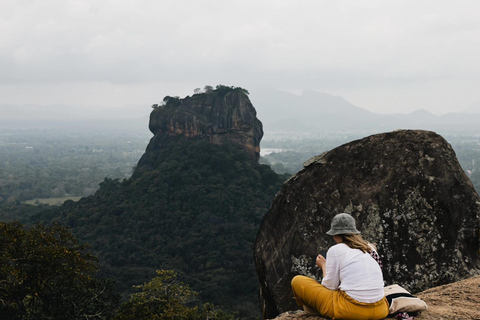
[{"xmin": 321, "ymin": 243, "xmax": 385, "ymax": 303}]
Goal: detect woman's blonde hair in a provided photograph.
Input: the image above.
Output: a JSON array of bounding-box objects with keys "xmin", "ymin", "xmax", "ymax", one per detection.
[{"xmin": 340, "ymin": 234, "xmax": 375, "ymax": 253}]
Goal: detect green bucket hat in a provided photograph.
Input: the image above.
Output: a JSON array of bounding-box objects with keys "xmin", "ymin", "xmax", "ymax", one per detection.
[{"xmin": 326, "ymin": 213, "xmax": 360, "ymax": 235}]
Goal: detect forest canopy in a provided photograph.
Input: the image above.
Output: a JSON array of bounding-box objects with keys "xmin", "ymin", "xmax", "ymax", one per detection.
[
  {"xmin": 25, "ymin": 139, "xmax": 287, "ymax": 318},
  {"xmin": 0, "ymin": 222, "xmax": 118, "ymax": 319}
]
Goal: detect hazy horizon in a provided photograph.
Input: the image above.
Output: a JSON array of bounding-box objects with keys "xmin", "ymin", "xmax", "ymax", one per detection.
[
  {"xmin": 2, "ymin": 86, "xmax": 480, "ymax": 125},
  {"xmin": 2, "ymin": 87, "xmax": 479, "ymax": 124}
]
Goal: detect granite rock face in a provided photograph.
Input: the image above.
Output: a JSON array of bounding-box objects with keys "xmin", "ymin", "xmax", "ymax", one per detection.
[
  {"xmin": 254, "ymin": 130, "xmax": 480, "ymax": 319},
  {"xmin": 138, "ymin": 89, "xmax": 263, "ymax": 168}
]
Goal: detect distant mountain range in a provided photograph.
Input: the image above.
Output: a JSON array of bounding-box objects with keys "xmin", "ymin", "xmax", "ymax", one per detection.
[
  {"xmin": 2, "ymin": 89, "xmax": 480, "ymax": 135},
  {"xmin": 250, "ymin": 88, "xmax": 480, "ymax": 135}
]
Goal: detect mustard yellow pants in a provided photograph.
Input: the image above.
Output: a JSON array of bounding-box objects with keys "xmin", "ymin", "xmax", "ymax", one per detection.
[{"xmin": 291, "ymin": 275, "xmax": 389, "ymax": 320}]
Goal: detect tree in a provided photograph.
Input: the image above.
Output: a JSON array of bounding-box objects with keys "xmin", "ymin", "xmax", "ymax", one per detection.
[
  {"xmin": 162, "ymin": 96, "xmax": 181, "ymax": 108},
  {"xmin": 114, "ymin": 270, "xmax": 234, "ymax": 320},
  {"xmin": 163, "ymin": 96, "xmax": 173, "ymax": 104},
  {"xmin": 0, "ymin": 222, "xmax": 119, "ymax": 319}
]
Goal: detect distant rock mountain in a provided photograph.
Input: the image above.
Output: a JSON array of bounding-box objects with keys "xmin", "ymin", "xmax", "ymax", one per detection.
[
  {"xmin": 407, "ymin": 109, "xmax": 436, "ymax": 120},
  {"xmin": 249, "ymin": 88, "xmax": 480, "ymax": 135},
  {"xmin": 250, "ymin": 88, "xmax": 377, "ymax": 132},
  {"xmin": 141, "ymin": 87, "xmax": 263, "ymax": 163},
  {"xmin": 299, "ymin": 90, "xmax": 373, "ymax": 117},
  {"xmin": 254, "ymin": 130, "xmax": 480, "ymax": 319}
]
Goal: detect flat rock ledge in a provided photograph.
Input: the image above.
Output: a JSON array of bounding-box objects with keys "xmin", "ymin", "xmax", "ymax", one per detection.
[{"xmin": 270, "ymin": 275, "xmax": 480, "ymax": 320}]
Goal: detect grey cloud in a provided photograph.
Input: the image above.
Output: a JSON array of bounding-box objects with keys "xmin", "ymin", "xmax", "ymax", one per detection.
[{"xmin": 1, "ymin": 0, "xmax": 480, "ymax": 114}]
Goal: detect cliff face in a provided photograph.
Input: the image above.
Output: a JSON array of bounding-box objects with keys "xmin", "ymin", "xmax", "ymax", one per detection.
[
  {"xmin": 254, "ymin": 130, "xmax": 480, "ymax": 319},
  {"xmin": 139, "ymin": 89, "xmax": 263, "ymax": 168}
]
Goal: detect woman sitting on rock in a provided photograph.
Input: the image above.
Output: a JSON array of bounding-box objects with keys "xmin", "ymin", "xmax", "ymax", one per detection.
[{"xmin": 291, "ymin": 213, "xmax": 388, "ymax": 320}]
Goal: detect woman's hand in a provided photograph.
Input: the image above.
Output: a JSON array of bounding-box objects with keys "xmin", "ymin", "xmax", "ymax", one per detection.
[{"xmin": 316, "ymin": 254, "xmax": 326, "ymax": 269}]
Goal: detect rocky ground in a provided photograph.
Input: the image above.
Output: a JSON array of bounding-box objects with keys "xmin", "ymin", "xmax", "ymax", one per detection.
[
  {"xmin": 271, "ymin": 275, "xmax": 480, "ymax": 320},
  {"xmin": 415, "ymin": 275, "xmax": 480, "ymax": 319}
]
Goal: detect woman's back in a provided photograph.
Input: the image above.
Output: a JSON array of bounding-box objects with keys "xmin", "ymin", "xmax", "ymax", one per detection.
[{"xmin": 322, "ymin": 243, "xmax": 385, "ymax": 303}]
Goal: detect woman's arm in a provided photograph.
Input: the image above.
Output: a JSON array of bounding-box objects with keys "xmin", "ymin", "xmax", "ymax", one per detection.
[{"xmin": 316, "ymin": 254, "xmax": 327, "ymax": 277}]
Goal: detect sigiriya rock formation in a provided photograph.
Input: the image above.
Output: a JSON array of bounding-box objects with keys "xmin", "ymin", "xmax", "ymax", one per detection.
[
  {"xmin": 137, "ymin": 86, "xmax": 263, "ymax": 169},
  {"xmin": 254, "ymin": 130, "xmax": 480, "ymax": 319}
]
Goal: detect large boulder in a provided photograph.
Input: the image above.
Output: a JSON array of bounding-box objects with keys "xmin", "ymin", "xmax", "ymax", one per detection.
[{"xmin": 254, "ymin": 130, "xmax": 480, "ymax": 319}]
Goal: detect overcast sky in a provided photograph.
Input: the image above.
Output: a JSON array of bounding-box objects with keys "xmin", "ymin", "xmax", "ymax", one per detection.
[{"xmin": 2, "ymin": 0, "xmax": 480, "ymax": 115}]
